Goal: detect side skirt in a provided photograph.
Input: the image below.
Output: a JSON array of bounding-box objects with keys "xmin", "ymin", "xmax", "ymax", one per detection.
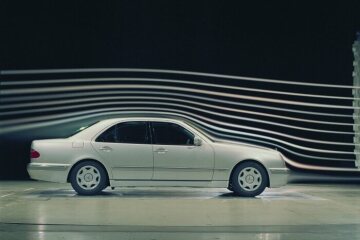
[{"xmin": 109, "ymin": 180, "xmax": 229, "ymax": 188}]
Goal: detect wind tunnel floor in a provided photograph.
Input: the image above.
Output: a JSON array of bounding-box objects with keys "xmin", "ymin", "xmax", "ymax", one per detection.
[{"xmin": 0, "ymin": 181, "xmax": 360, "ymax": 240}]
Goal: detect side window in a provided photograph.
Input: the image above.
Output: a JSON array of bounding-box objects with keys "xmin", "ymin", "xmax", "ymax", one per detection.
[
  {"xmin": 117, "ymin": 122, "xmax": 148, "ymax": 144},
  {"xmin": 96, "ymin": 122, "xmax": 149, "ymax": 144},
  {"xmin": 152, "ymin": 122, "xmax": 194, "ymax": 145}
]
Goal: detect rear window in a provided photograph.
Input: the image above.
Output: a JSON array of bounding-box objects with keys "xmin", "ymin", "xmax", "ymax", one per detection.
[{"xmin": 67, "ymin": 121, "xmax": 99, "ymax": 137}]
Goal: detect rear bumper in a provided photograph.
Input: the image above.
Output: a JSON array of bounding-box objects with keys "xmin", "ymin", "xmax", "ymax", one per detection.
[
  {"xmin": 268, "ymin": 167, "xmax": 290, "ymax": 187},
  {"xmin": 27, "ymin": 163, "xmax": 71, "ymax": 183}
]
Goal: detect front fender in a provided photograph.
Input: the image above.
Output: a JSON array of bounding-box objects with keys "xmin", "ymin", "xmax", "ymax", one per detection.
[{"xmin": 211, "ymin": 142, "xmax": 288, "ymax": 187}]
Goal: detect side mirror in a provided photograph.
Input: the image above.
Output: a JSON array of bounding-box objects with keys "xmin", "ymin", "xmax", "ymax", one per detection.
[{"xmin": 194, "ymin": 137, "xmax": 202, "ymax": 146}]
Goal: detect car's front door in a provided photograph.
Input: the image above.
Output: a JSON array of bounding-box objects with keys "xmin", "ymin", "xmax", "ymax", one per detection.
[
  {"xmin": 92, "ymin": 121, "xmax": 153, "ymax": 180},
  {"xmin": 151, "ymin": 122, "xmax": 214, "ymax": 181}
]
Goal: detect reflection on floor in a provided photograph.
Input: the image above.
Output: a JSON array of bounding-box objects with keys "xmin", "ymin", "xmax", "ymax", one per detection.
[{"xmin": 0, "ymin": 181, "xmax": 360, "ymax": 240}]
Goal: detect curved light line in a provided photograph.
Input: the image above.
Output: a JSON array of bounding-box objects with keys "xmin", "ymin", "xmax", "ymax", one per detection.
[
  {"xmin": 3, "ymin": 77, "xmax": 358, "ymax": 100},
  {"xmin": 0, "ymin": 106, "xmax": 357, "ymax": 154},
  {"xmin": 1, "ymin": 68, "xmax": 357, "ymax": 89},
  {"xmin": 2, "ymin": 84, "xmax": 359, "ymax": 109},
  {"xmin": 1, "ymin": 90, "xmax": 354, "ymax": 118},
  {"xmin": 1, "ymin": 94, "xmax": 356, "ymax": 126},
  {"xmin": 0, "ymin": 108, "xmax": 357, "ymax": 163},
  {"xmin": 201, "ymin": 128, "xmax": 355, "ymax": 161},
  {"xmin": 281, "ymin": 155, "xmax": 359, "ymax": 172},
  {"xmin": 1, "ymin": 68, "xmax": 358, "ymax": 171},
  {"xmin": 1, "ymin": 98, "xmax": 355, "ymax": 135}
]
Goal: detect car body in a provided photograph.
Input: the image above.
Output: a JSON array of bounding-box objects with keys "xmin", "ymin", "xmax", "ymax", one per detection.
[{"xmin": 28, "ymin": 117, "xmax": 289, "ymax": 196}]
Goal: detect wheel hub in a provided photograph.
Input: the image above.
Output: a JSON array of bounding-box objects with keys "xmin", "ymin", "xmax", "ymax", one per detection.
[
  {"xmin": 84, "ymin": 173, "xmax": 93, "ymax": 182},
  {"xmin": 238, "ymin": 167, "xmax": 263, "ymax": 192},
  {"xmin": 76, "ymin": 165, "xmax": 101, "ymax": 190},
  {"xmin": 245, "ymin": 175, "xmax": 254, "ymax": 183}
]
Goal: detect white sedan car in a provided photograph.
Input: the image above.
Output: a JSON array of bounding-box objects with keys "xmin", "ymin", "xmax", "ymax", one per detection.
[{"xmin": 28, "ymin": 117, "xmax": 289, "ymax": 197}]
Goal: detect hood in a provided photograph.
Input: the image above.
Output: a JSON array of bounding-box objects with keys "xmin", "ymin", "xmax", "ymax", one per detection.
[{"xmin": 213, "ymin": 139, "xmax": 278, "ymax": 153}]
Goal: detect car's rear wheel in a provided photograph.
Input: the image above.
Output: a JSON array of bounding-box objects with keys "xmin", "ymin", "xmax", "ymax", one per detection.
[
  {"xmin": 230, "ymin": 161, "xmax": 268, "ymax": 197},
  {"xmin": 70, "ymin": 161, "xmax": 107, "ymax": 195}
]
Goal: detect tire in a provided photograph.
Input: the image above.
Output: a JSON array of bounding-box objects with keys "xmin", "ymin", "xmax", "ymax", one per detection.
[
  {"xmin": 70, "ymin": 161, "xmax": 108, "ymax": 195},
  {"xmin": 230, "ymin": 161, "xmax": 268, "ymax": 197}
]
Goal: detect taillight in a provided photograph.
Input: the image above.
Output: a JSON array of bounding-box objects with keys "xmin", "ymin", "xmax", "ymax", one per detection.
[{"xmin": 30, "ymin": 149, "xmax": 40, "ymax": 159}]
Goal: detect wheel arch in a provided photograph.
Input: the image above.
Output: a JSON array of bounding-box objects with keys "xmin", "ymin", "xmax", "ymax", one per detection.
[
  {"xmin": 67, "ymin": 159, "xmax": 110, "ymax": 186},
  {"xmin": 229, "ymin": 159, "xmax": 270, "ymax": 188}
]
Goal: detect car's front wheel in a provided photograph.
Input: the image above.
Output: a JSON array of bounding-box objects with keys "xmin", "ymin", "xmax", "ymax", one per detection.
[
  {"xmin": 230, "ymin": 161, "xmax": 268, "ymax": 197},
  {"xmin": 70, "ymin": 161, "xmax": 108, "ymax": 195}
]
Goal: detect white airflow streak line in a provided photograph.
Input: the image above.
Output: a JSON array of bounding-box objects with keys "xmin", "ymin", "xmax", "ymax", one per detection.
[
  {"xmin": 0, "ymin": 95, "xmax": 355, "ymax": 126},
  {"xmin": 280, "ymin": 155, "xmax": 359, "ymax": 172},
  {"xmin": 204, "ymin": 129, "xmax": 353, "ymax": 161},
  {"xmin": 1, "ymin": 90, "xmax": 355, "ymax": 118},
  {"xmin": 2, "ymin": 77, "xmax": 357, "ymax": 100},
  {"xmin": 2, "ymin": 84, "xmax": 359, "ymax": 109},
  {"xmin": 0, "ymin": 193, "xmax": 15, "ymax": 198},
  {"xmin": 1, "ymin": 68, "xmax": 358, "ymax": 89},
  {"xmin": 0, "ymin": 106, "xmax": 357, "ymax": 155},
  {"xmin": 0, "ymin": 108, "xmax": 356, "ymax": 162},
  {"xmin": 1, "ymin": 99, "xmax": 355, "ymax": 135},
  {"xmin": 1, "ymin": 69, "xmax": 358, "ymax": 170}
]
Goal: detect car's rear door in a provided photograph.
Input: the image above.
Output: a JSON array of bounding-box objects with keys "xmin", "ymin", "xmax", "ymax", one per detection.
[
  {"xmin": 92, "ymin": 121, "xmax": 153, "ymax": 180},
  {"xmin": 151, "ymin": 122, "xmax": 214, "ymax": 181}
]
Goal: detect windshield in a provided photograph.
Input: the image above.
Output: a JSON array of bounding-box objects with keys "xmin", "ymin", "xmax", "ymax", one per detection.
[{"xmin": 183, "ymin": 120, "xmax": 215, "ymax": 142}]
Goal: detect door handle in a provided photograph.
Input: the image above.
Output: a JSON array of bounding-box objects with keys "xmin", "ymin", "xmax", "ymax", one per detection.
[
  {"xmin": 154, "ymin": 148, "xmax": 168, "ymax": 154},
  {"xmin": 99, "ymin": 146, "xmax": 113, "ymax": 152}
]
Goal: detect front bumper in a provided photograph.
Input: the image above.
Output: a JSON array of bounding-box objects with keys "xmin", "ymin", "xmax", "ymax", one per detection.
[
  {"xmin": 268, "ymin": 167, "xmax": 290, "ymax": 187},
  {"xmin": 27, "ymin": 163, "xmax": 71, "ymax": 183}
]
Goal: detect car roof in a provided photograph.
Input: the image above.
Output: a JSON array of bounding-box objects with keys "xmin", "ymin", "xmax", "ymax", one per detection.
[{"xmin": 99, "ymin": 116, "xmax": 186, "ymax": 125}]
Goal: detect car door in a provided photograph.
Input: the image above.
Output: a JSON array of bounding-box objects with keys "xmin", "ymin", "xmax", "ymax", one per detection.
[
  {"xmin": 92, "ymin": 121, "xmax": 153, "ymax": 180},
  {"xmin": 151, "ymin": 122, "xmax": 214, "ymax": 181}
]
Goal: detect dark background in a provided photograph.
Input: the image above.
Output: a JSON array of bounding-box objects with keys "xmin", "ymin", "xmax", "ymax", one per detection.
[{"xmin": 1, "ymin": 1, "xmax": 360, "ymax": 179}]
